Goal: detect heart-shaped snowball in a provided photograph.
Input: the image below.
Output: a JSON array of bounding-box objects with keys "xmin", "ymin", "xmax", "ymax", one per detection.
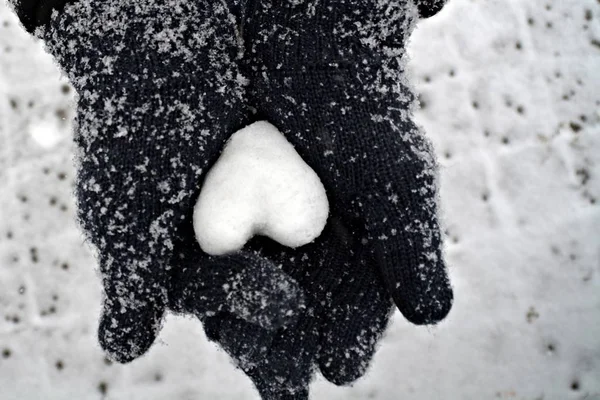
[{"xmin": 193, "ymin": 120, "xmax": 329, "ymax": 256}]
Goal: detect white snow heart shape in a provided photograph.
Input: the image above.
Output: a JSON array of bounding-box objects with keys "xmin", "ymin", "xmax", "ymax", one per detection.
[{"xmin": 193, "ymin": 121, "xmax": 330, "ymax": 256}]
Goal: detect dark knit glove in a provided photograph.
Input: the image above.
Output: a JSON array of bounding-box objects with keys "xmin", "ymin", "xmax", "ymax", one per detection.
[
  {"xmin": 7, "ymin": 0, "xmax": 70, "ymax": 33},
  {"xmin": 416, "ymin": 0, "xmax": 449, "ymax": 19},
  {"xmin": 7, "ymin": 0, "xmax": 305, "ymax": 363},
  {"xmin": 202, "ymin": 1, "xmax": 454, "ymax": 398}
]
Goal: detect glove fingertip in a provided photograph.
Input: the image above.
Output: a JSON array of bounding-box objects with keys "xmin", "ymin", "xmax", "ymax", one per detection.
[
  {"xmin": 319, "ymin": 357, "xmax": 367, "ymax": 386},
  {"xmin": 97, "ymin": 298, "xmax": 166, "ymax": 363},
  {"xmin": 417, "ymin": 0, "xmax": 447, "ymax": 19},
  {"xmin": 226, "ymin": 254, "xmax": 306, "ymax": 330},
  {"xmin": 394, "ymin": 279, "xmax": 453, "ymax": 326},
  {"xmin": 246, "ymin": 364, "xmax": 311, "ymax": 400}
]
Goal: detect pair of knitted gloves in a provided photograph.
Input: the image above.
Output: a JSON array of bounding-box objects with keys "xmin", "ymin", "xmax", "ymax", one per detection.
[{"xmin": 9, "ymin": 0, "xmax": 452, "ymax": 398}]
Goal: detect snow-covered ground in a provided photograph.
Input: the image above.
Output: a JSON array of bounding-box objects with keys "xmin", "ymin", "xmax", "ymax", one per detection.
[{"xmin": 1, "ymin": 0, "xmax": 599, "ymax": 399}]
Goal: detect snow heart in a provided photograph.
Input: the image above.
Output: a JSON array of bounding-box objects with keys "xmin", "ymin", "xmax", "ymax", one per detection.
[{"xmin": 193, "ymin": 121, "xmax": 330, "ymax": 256}]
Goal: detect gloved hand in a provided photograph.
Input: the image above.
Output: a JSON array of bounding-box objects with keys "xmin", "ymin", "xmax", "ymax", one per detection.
[
  {"xmin": 202, "ymin": 0, "xmax": 453, "ymax": 398},
  {"xmin": 9, "ymin": 0, "xmax": 453, "ymax": 397},
  {"xmin": 7, "ymin": 0, "xmax": 305, "ymax": 363}
]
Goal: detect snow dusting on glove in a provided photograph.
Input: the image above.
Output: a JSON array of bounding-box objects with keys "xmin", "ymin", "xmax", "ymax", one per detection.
[
  {"xmin": 7, "ymin": 0, "xmax": 305, "ymax": 364},
  {"xmin": 416, "ymin": 0, "xmax": 449, "ymax": 19},
  {"xmin": 203, "ymin": 0, "xmax": 453, "ymax": 398},
  {"xmin": 9, "ymin": 0, "xmax": 452, "ymax": 397}
]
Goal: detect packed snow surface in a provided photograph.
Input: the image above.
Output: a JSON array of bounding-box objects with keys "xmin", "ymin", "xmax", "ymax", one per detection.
[{"xmin": 194, "ymin": 120, "xmax": 329, "ymax": 255}]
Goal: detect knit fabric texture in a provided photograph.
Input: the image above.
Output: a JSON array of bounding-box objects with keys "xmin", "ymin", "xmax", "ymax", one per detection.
[
  {"xmin": 417, "ymin": 0, "xmax": 448, "ymax": 18},
  {"xmin": 204, "ymin": 1, "xmax": 453, "ymax": 398},
  {"xmin": 8, "ymin": 0, "xmax": 453, "ymax": 398},
  {"xmin": 8, "ymin": 0, "xmax": 448, "ymax": 34},
  {"xmin": 7, "ymin": 0, "xmax": 71, "ymax": 33},
  {"xmin": 16, "ymin": 0, "xmax": 307, "ymax": 364}
]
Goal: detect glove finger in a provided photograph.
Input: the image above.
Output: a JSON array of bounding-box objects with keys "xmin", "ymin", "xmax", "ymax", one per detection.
[
  {"xmin": 417, "ymin": 0, "xmax": 448, "ymax": 19},
  {"xmin": 201, "ymin": 240, "xmax": 321, "ymax": 399},
  {"xmin": 247, "ymin": 367, "xmax": 310, "ymax": 400},
  {"xmin": 360, "ymin": 128, "xmax": 453, "ymax": 325},
  {"xmin": 202, "ymin": 313, "xmax": 312, "ymax": 399},
  {"xmin": 97, "ymin": 253, "xmax": 167, "ymax": 363},
  {"xmin": 78, "ymin": 146, "xmax": 214, "ymax": 363},
  {"xmin": 317, "ymin": 243, "xmax": 393, "ymax": 385},
  {"xmin": 80, "ymin": 176, "xmax": 177, "ymax": 363},
  {"xmin": 200, "ymin": 229, "xmax": 339, "ymax": 398},
  {"xmin": 248, "ymin": 311, "xmax": 319, "ymax": 399},
  {"xmin": 173, "ymin": 250, "xmax": 306, "ymax": 330},
  {"xmin": 203, "ymin": 314, "xmax": 275, "ymax": 370},
  {"xmin": 168, "ymin": 200, "xmax": 305, "ymax": 330},
  {"xmin": 220, "ymin": 251, "xmax": 306, "ymax": 330},
  {"xmin": 228, "ymin": 315, "xmax": 317, "ymax": 399}
]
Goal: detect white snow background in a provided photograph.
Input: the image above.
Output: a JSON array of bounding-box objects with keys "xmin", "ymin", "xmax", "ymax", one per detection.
[{"xmin": 1, "ymin": 0, "xmax": 599, "ymax": 399}]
